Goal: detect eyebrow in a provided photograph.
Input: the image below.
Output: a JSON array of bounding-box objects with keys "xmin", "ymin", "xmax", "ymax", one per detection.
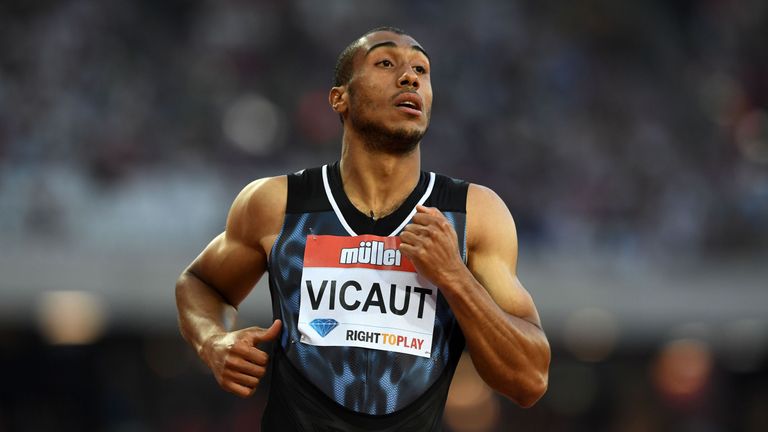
[{"xmin": 365, "ymin": 41, "xmax": 431, "ymax": 62}]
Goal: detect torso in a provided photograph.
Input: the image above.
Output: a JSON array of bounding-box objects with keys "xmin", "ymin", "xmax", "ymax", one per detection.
[{"xmin": 261, "ymin": 162, "xmax": 470, "ymax": 431}]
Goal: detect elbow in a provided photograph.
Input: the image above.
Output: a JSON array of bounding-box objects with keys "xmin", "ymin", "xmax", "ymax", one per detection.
[
  {"xmin": 491, "ymin": 368, "xmax": 548, "ymax": 408},
  {"xmin": 175, "ymin": 270, "xmax": 190, "ymax": 302},
  {"xmin": 175, "ymin": 268, "xmax": 208, "ymax": 305},
  {"xmin": 512, "ymin": 369, "xmax": 549, "ymax": 408},
  {"xmin": 478, "ymin": 364, "xmax": 549, "ymax": 408},
  {"xmin": 493, "ymin": 345, "xmax": 551, "ymax": 408},
  {"xmin": 515, "ymin": 335, "xmax": 552, "ymax": 407},
  {"xmin": 175, "ymin": 268, "xmax": 197, "ymax": 292}
]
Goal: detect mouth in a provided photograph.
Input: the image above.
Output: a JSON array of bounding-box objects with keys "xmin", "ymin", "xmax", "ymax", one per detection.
[{"xmin": 393, "ymin": 92, "xmax": 423, "ymax": 116}]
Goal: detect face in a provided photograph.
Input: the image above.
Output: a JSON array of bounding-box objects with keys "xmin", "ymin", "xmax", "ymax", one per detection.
[{"xmin": 332, "ymin": 31, "xmax": 433, "ymax": 154}]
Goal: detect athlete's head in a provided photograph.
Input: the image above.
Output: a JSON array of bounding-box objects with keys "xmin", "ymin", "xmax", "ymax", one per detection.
[{"xmin": 329, "ymin": 27, "xmax": 432, "ymax": 155}]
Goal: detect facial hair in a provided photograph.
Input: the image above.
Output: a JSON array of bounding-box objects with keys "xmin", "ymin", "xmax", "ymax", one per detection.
[{"xmin": 347, "ymin": 88, "xmax": 429, "ymax": 155}]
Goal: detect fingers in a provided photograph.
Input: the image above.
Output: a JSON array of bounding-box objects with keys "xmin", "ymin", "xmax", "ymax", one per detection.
[
  {"xmin": 399, "ymin": 231, "xmax": 432, "ymax": 266},
  {"xmin": 223, "ymin": 370, "xmax": 262, "ymax": 389},
  {"xmin": 230, "ymin": 341, "xmax": 269, "ymax": 366},
  {"xmin": 402, "ymin": 210, "xmax": 455, "ymax": 245},
  {"xmin": 209, "ymin": 323, "xmax": 282, "ymax": 398},
  {"xmin": 401, "ymin": 206, "xmax": 462, "ymax": 284},
  {"xmin": 410, "ymin": 212, "xmax": 439, "ymax": 226},
  {"xmin": 400, "ymin": 230, "xmax": 438, "ymax": 255},
  {"xmin": 219, "ymin": 341, "xmax": 270, "ymax": 398},
  {"xmin": 226, "ymin": 353, "xmax": 268, "ymax": 376},
  {"xmin": 223, "ymin": 379, "xmax": 259, "ymax": 398},
  {"xmin": 416, "ymin": 205, "xmax": 441, "ymax": 216},
  {"xmin": 401, "ymin": 223, "xmax": 432, "ymax": 238},
  {"xmin": 219, "ymin": 353, "xmax": 265, "ymax": 397},
  {"xmin": 398, "ymin": 241, "xmax": 419, "ymax": 258},
  {"xmin": 410, "ymin": 206, "xmax": 449, "ymax": 228}
]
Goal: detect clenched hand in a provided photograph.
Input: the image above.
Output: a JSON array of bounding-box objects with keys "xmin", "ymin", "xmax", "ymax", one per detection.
[
  {"xmin": 202, "ymin": 319, "xmax": 282, "ymax": 397},
  {"xmin": 399, "ymin": 205, "xmax": 468, "ymax": 290}
]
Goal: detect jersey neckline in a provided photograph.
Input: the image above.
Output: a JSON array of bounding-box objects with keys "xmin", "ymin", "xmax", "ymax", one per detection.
[{"xmin": 322, "ymin": 161, "xmax": 435, "ymax": 237}]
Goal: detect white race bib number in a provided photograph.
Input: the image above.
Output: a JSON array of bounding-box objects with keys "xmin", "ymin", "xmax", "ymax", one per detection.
[{"xmin": 297, "ymin": 235, "xmax": 437, "ymax": 357}]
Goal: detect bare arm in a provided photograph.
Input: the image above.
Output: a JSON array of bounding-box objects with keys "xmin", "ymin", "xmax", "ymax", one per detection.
[
  {"xmin": 175, "ymin": 176, "xmax": 286, "ymax": 397},
  {"xmin": 399, "ymin": 184, "xmax": 550, "ymax": 407}
]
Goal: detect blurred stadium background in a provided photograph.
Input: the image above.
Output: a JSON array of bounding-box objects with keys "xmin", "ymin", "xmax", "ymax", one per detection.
[{"xmin": 1, "ymin": 0, "xmax": 767, "ymax": 430}]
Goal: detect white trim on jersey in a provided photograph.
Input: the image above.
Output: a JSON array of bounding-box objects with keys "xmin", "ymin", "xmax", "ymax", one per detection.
[
  {"xmin": 322, "ymin": 164, "xmax": 357, "ymax": 236},
  {"xmin": 321, "ymin": 164, "xmax": 436, "ymax": 237},
  {"xmin": 389, "ymin": 172, "xmax": 435, "ymax": 236}
]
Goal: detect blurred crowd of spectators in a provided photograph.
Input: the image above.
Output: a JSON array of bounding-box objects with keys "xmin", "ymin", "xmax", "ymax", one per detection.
[
  {"xmin": 1, "ymin": 0, "xmax": 766, "ymax": 255},
  {"xmin": 2, "ymin": 2, "xmax": 767, "ymax": 431}
]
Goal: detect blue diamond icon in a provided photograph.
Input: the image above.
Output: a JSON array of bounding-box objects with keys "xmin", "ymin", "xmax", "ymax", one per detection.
[{"xmin": 310, "ymin": 319, "xmax": 338, "ymax": 337}]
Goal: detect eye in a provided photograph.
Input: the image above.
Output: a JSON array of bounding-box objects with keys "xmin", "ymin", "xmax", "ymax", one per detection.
[
  {"xmin": 414, "ymin": 65, "xmax": 427, "ymax": 74},
  {"xmin": 377, "ymin": 59, "xmax": 393, "ymax": 67}
]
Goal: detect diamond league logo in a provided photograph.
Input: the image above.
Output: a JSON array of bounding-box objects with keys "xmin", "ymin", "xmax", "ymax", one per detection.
[{"xmin": 309, "ymin": 318, "xmax": 338, "ymax": 337}]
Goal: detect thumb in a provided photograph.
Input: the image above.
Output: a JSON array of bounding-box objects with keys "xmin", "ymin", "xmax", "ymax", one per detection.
[{"xmin": 252, "ymin": 319, "xmax": 282, "ymax": 344}]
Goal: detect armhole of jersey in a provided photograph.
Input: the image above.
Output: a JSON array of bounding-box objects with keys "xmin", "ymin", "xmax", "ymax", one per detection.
[
  {"xmin": 267, "ymin": 175, "xmax": 291, "ymax": 269},
  {"xmin": 285, "ymin": 167, "xmax": 330, "ymax": 214},
  {"xmin": 426, "ymin": 173, "xmax": 469, "ymax": 263},
  {"xmin": 284, "ymin": 169, "xmax": 304, "ymax": 214},
  {"xmin": 268, "ymin": 168, "xmax": 329, "ymax": 268},
  {"xmin": 425, "ymin": 173, "xmax": 469, "ymax": 212}
]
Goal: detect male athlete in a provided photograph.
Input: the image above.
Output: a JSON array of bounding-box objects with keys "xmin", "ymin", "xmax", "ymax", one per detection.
[{"xmin": 176, "ymin": 27, "xmax": 550, "ymax": 431}]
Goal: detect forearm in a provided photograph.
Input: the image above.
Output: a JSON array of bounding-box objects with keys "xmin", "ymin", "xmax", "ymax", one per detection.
[
  {"xmin": 441, "ymin": 268, "xmax": 550, "ymax": 407},
  {"xmin": 175, "ymin": 270, "xmax": 238, "ymax": 359}
]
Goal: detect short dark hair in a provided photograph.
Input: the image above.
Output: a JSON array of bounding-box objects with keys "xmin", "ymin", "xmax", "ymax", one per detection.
[{"xmin": 333, "ymin": 26, "xmax": 407, "ymax": 87}]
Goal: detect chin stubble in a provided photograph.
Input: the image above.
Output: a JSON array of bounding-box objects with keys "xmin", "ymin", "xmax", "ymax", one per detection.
[
  {"xmin": 347, "ymin": 87, "xmax": 429, "ymax": 155},
  {"xmin": 355, "ymin": 120, "xmax": 425, "ymax": 155}
]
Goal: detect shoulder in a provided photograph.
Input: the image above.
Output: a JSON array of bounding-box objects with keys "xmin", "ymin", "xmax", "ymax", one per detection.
[
  {"xmin": 467, "ymin": 183, "xmax": 507, "ymax": 210},
  {"xmin": 232, "ymin": 175, "xmax": 287, "ymax": 215},
  {"xmin": 226, "ymin": 175, "xmax": 287, "ymax": 246},
  {"xmin": 466, "ymin": 183, "xmax": 517, "ymax": 252}
]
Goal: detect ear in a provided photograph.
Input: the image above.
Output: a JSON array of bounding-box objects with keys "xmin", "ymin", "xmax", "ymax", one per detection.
[{"xmin": 329, "ymin": 86, "xmax": 348, "ymax": 116}]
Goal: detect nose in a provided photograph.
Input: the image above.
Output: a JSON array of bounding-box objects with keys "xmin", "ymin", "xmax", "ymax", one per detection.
[{"xmin": 398, "ymin": 68, "xmax": 419, "ymax": 89}]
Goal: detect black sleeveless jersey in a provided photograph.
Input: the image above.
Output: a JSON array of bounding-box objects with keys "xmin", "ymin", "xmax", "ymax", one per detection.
[{"xmin": 262, "ymin": 162, "xmax": 469, "ymax": 431}]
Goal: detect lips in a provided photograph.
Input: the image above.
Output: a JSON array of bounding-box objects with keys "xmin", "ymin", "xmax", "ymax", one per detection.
[{"xmin": 393, "ymin": 92, "xmax": 423, "ymax": 115}]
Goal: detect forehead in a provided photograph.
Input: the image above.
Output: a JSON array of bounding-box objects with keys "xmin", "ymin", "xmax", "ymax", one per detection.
[
  {"xmin": 356, "ymin": 31, "xmax": 429, "ymax": 61},
  {"xmin": 360, "ymin": 31, "xmax": 422, "ymax": 50}
]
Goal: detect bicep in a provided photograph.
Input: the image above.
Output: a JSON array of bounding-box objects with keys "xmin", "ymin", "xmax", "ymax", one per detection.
[
  {"xmin": 466, "ymin": 184, "xmax": 541, "ymax": 327},
  {"xmin": 187, "ymin": 231, "xmax": 268, "ymax": 307},
  {"xmin": 185, "ymin": 176, "xmax": 286, "ymax": 307},
  {"xmin": 468, "ymin": 252, "xmax": 541, "ymax": 327}
]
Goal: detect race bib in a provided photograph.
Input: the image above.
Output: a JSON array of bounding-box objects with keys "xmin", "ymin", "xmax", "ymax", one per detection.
[{"xmin": 297, "ymin": 235, "xmax": 437, "ymax": 358}]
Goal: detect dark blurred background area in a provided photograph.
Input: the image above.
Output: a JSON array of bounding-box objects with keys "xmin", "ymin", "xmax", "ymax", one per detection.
[{"xmin": 1, "ymin": 0, "xmax": 767, "ymax": 431}]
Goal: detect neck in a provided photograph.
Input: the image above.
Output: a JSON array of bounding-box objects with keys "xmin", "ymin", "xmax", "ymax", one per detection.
[{"xmin": 339, "ymin": 128, "xmax": 421, "ymax": 220}]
